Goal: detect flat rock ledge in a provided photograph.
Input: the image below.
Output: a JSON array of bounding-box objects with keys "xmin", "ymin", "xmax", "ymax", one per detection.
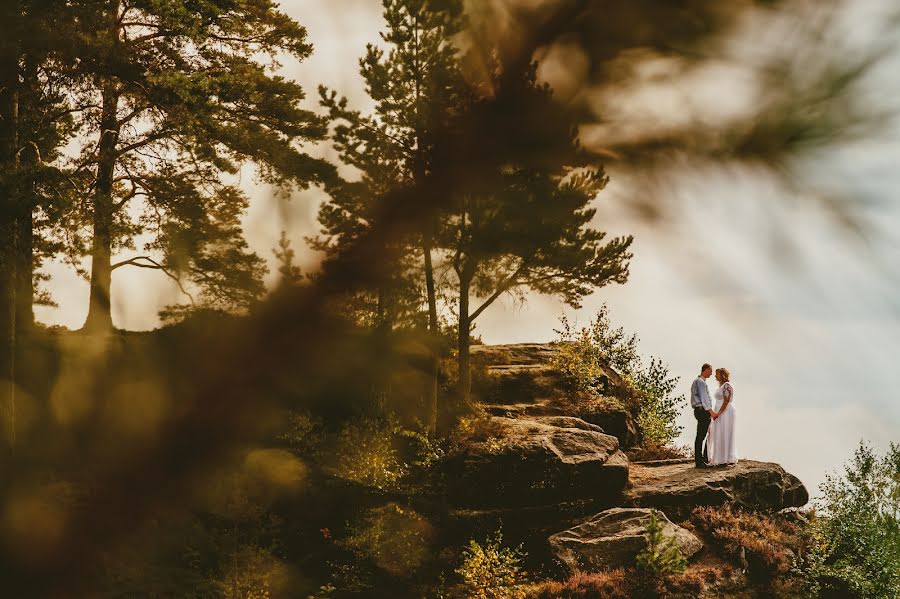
[
  {"xmin": 549, "ymin": 507, "xmax": 703, "ymax": 574},
  {"xmin": 445, "ymin": 416, "xmax": 628, "ymax": 508},
  {"xmin": 624, "ymin": 460, "xmax": 809, "ymax": 521}
]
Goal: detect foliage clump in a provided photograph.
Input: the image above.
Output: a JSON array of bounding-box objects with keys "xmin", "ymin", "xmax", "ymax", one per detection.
[
  {"xmin": 796, "ymin": 442, "xmax": 900, "ymax": 599},
  {"xmin": 344, "ymin": 503, "xmax": 435, "ymax": 578},
  {"xmin": 553, "ymin": 305, "xmax": 683, "ymax": 446},
  {"xmin": 330, "ymin": 417, "xmax": 409, "ymax": 490},
  {"xmin": 448, "ymin": 410, "xmax": 509, "ymax": 453},
  {"xmin": 456, "ymin": 533, "xmax": 527, "ymax": 599}
]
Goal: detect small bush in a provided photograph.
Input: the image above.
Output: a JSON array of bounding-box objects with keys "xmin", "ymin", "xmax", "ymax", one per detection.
[
  {"xmin": 456, "ymin": 533, "xmax": 527, "ymax": 599},
  {"xmin": 448, "ymin": 411, "xmax": 508, "ymax": 452},
  {"xmin": 552, "ymin": 306, "xmax": 683, "ymax": 446},
  {"xmin": 277, "ymin": 409, "xmax": 326, "ymax": 457},
  {"xmin": 636, "ymin": 510, "xmax": 688, "ymax": 577},
  {"xmin": 629, "ymin": 358, "xmax": 683, "ymax": 447},
  {"xmin": 343, "ymin": 503, "xmax": 435, "ymax": 577},
  {"xmin": 215, "ymin": 545, "xmax": 284, "ymax": 599},
  {"xmin": 330, "ymin": 417, "xmax": 408, "ymax": 490}
]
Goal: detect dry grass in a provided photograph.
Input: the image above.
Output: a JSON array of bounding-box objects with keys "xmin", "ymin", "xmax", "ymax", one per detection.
[
  {"xmin": 689, "ymin": 505, "xmax": 806, "ymax": 584},
  {"xmin": 527, "ymin": 570, "xmax": 632, "ymax": 599},
  {"xmin": 526, "ymin": 567, "xmax": 734, "ymax": 599},
  {"xmin": 627, "ymin": 443, "xmax": 691, "ymax": 462}
]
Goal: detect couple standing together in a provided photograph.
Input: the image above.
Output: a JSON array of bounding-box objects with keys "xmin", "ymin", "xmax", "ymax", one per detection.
[{"xmin": 691, "ymin": 363, "xmax": 737, "ymax": 468}]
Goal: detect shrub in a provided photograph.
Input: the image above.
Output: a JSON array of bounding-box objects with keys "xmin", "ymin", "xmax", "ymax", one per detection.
[
  {"xmin": 636, "ymin": 510, "xmax": 688, "ymax": 577},
  {"xmin": 552, "ymin": 318, "xmax": 625, "ymax": 396},
  {"xmin": 456, "ymin": 533, "xmax": 527, "ymax": 599},
  {"xmin": 396, "ymin": 425, "xmax": 446, "ymax": 470},
  {"xmin": 690, "ymin": 505, "xmax": 804, "ymax": 584},
  {"xmin": 215, "ymin": 545, "xmax": 284, "ymax": 599},
  {"xmin": 331, "ymin": 417, "xmax": 408, "ymax": 490},
  {"xmin": 277, "ymin": 409, "xmax": 327, "ymax": 457},
  {"xmin": 796, "ymin": 442, "xmax": 900, "ymax": 599},
  {"xmin": 630, "ymin": 358, "xmax": 683, "ymax": 447},
  {"xmin": 448, "ymin": 410, "xmax": 508, "ymax": 452},
  {"xmin": 552, "ymin": 306, "xmax": 683, "ymax": 446},
  {"xmin": 343, "ymin": 503, "xmax": 435, "ymax": 577}
]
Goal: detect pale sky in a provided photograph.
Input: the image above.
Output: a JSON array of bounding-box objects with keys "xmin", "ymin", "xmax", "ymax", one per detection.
[{"xmin": 35, "ymin": 0, "xmax": 900, "ymax": 495}]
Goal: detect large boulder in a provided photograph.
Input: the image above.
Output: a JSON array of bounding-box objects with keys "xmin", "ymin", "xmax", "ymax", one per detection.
[
  {"xmin": 625, "ymin": 460, "xmax": 809, "ymax": 520},
  {"xmin": 575, "ymin": 404, "xmax": 638, "ymax": 449},
  {"xmin": 445, "ymin": 416, "xmax": 629, "ymax": 507},
  {"xmin": 549, "ymin": 507, "xmax": 702, "ymax": 574},
  {"xmin": 485, "ymin": 400, "xmax": 638, "ymax": 449}
]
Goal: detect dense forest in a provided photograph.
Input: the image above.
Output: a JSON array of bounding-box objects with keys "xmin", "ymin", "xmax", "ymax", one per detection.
[{"xmin": 0, "ymin": 0, "xmax": 897, "ymax": 597}]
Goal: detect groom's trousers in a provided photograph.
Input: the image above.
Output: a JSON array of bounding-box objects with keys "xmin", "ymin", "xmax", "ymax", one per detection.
[{"xmin": 693, "ymin": 406, "xmax": 711, "ymax": 466}]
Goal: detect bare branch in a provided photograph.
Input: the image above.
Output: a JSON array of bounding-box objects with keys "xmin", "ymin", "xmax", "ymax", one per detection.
[
  {"xmin": 469, "ymin": 259, "xmax": 531, "ymax": 322},
  {"xmin": 112, "ymin": 256, "xmax": 195, "ymax": 304}
]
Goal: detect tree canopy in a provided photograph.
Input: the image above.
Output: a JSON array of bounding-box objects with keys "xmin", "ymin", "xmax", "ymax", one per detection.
[{"xmin": 65, "ymin": 0, "xmax": 335, "ymax": 330}]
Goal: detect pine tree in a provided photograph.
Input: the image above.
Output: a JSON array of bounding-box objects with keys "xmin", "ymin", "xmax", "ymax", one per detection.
[
  {"xmin": 67, "ymin": 0, "xmax": 334, "ymax": 331},
  {"xmin": 0, "ymin": 0, "xmax": 20, "ymax": 451},
  {"xmin": 0, "ymin": 0, "xmax": 81, "ymax": 450},
  {"xmin": 442, "ymin": 65, "xmax": 633, "ymax": 403},
  {"xmin": 315, "ymin": 0, "xmax": 467, "ymax": 429},
  {"xmin": 273, "ymin": 231, "xmax": 303, "ymax": 287},
  {"xmin": 317, "ymin": 0, "xmax": 466, "ymax": 327},
  {"xmin": 635, "ymin": 510, "xmax": 687, "ymax": 577}
]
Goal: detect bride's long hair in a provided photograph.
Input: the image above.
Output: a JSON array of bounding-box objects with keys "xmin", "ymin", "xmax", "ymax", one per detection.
[{"xmin": 716, "ymin": 367, "xmax": 731, "ymax": 383}]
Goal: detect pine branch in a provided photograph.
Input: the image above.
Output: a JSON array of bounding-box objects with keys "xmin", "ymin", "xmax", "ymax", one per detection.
[{"xmin": 111, "ymin": 255, "xmax": 195, "ymax": 304}]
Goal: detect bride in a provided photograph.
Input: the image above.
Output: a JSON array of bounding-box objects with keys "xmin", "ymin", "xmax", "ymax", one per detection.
[{"xmin": 707, "ymin": 367, "xmax": 737, "ymax": 466}]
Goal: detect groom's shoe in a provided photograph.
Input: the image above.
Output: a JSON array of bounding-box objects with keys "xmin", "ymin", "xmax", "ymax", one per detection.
[{"xmin": 695, "ymin": 462, "xmax": 713, "ymax": 469}]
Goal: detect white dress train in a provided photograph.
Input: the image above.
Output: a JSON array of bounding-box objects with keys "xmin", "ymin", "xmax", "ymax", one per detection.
[{"xmin": 707, "ymin": 382, "xmax": 737, "ymax": 465}]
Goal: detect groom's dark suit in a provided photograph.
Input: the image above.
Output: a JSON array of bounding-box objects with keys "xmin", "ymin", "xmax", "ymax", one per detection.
[{"xmin": 690, "ymin": 376, "xmax": 713, "ymax": 466}]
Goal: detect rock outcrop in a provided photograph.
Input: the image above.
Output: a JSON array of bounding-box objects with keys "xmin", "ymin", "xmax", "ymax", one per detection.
[
  {"xmin": 625, "ymin": 459, "xmax": 809, "ymax": 520},
  {"xmin": 443, "ymin": 342, "xmax": 810, "ymax": 582},
  {"xmin": 549, "ymin": 507, "xmax": 703, "ymax": 574},
  {"xmin": 472, "ymin": 343, "xmax": 638, "ymax": 448},
  {"xmin": 446, "ymin": 416, "xmax": 628, "ymax": 507}
]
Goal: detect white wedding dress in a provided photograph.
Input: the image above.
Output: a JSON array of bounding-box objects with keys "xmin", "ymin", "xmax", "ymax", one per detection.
[{"xmin": 707, "ymin": 382, "xmax": 737, "ymax": 465}]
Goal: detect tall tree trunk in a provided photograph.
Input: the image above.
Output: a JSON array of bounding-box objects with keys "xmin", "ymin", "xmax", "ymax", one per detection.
[
  {"xmin": 0, "ymin": 36, "xmax": 19, "ymax": 451},
  {"xmin": 413, "ymin": 23, "xmax": 439, "ymax": 431},
  {"xmin": 456, "ymin": 274, "xmax": 471, "ymax": 405},
  {"xmin": 373, "ymin": 285, "xmax": 390, "ymax": 404},
  {"xmin": 82, "ymin": 82, "xmax": 120, "ymax": 332},
  {"xmin": 417, "ymin": 119, "xmax": 439, "ymax": 430},
  {"xmin": 422, "ymin": 231, "xmax": 438, "ymax": 333},
  {"xmin": 14, "ymin": 198, "xmax": 32, "ymax": 335},
  {"xmin": 421, "ymin": 232, "xmax": 439, "ymax": 431},
  {"xmin": 14, "ymin": 57, "xmax": 37, "ymax": 337}
]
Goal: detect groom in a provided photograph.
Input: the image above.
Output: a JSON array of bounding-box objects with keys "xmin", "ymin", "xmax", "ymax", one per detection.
[{"xmin": 691, "ymin": 363, "xmax": 715, "ymax": 468}]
